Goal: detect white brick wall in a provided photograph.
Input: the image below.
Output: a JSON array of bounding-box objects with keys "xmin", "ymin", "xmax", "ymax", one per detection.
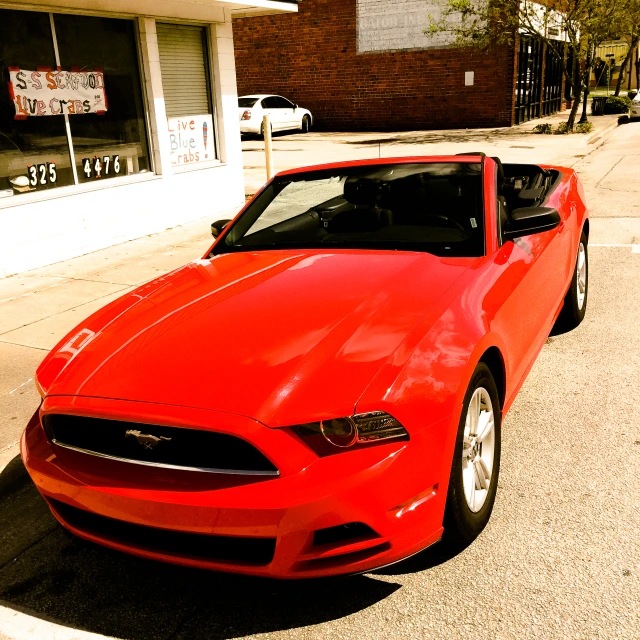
[{"xmin": 357, "ymin": 0, "xmax": 457, "ymax": 53}]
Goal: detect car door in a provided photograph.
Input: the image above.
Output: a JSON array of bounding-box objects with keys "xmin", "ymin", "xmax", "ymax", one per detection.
[
  {"xmin": 261, "ymin": 97, "xmax": 282, "ymax": 130},
  {"xmin": 482, "ymin": 161, "xmax": 573, "ymax": 396},
  {"xmin": 275, "ymin": 96, "xmax": 297, "ymax": 130},
  {"xmin": 498, "ymin": 195, "xmax": 572, "ymax": 387}
]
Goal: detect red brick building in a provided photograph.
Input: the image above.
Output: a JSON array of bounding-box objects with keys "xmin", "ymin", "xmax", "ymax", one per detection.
[{"xmin": 232, "ymin": 0, "xmax": 566, "ymax": 131}]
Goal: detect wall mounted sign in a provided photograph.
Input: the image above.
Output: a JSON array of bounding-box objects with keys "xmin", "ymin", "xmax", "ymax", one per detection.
[
  {"xmin": 357, "ymin": 0, "xmax": 458, "ymax": 52},
  {"xmin": 168, "ymin": 114, "xmax": 214, "ymax": 165},
  {"xmin": 8, "ymin": 67, "xmax": 108, "ymax": 119}
]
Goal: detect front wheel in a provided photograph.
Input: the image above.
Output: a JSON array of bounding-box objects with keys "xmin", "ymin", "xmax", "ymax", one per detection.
[
  {"xmin": 555, "ymin": 230, "xmax": 588, "ymax": 331},
  {"xmin": 443, "ymin": 363, "xmax": 502, "ymax": 545}
]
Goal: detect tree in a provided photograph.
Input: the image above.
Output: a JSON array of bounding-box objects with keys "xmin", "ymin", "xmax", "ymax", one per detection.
[
  {"xmin": 426, "ymin": 0, "xmax": 633, "ymax": 129},
  {"xmin": 613, "ymin": 1, "xmax": 640, "ymax": 96}
]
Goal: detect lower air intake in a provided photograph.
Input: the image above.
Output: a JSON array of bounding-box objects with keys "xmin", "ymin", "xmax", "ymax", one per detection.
[{"xmin": 49, "ymin": 499, "xmax": 276, "ymax": 566}]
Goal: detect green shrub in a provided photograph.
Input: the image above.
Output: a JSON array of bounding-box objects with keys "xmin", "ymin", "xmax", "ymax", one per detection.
[
  {"xmin": 554, "ymin": 122, "xmax": 570, "ymax": 134},
  {"xmin": 603, "ymin": 96, "xmax": 631, "ymax": 114},
  {"xmin": 575, "ymin": 121, "xmax": 594, "ymax": 133},
  {"xmin": 532, "ymin": 123, "xmax": 553, "ymax": 134}
]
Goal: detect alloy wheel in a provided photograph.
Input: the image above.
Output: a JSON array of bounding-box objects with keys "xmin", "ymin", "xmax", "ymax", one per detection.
[
  {"xmin": 462, "ymin": 387, "xmax": 496, "ymax": 513},
  {"xmin": 576, "ymin": 241, "xmax": 587, "ymax": 310}
]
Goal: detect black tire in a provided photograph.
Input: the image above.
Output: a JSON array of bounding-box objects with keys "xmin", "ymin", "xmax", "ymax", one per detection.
[
  {"xmin": 301, "ymin": 115, "xmax": 311, "ymax": 134},
  {"xmin": 555, "ymin": 230, "xmax": 588, "ymax": 331},
  {"xmin": 260, "ymin": 122, "xmax": 272, "ymax": 140},
  {"xmin": 443, "ymin": 363, "xmax": 502, "ymax": 546}
]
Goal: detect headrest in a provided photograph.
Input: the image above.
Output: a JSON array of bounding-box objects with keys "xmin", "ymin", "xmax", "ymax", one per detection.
[
  {"xmin": 428, "ymin": 178, "xmax": 457, "ymax": 202},
  {"xmin": 343, "ymin": 177, "xmax": 385, "ymax": 205},
  {"xmin": 388, "ymin": 175, "xmax": 427, "ymax": 209}
]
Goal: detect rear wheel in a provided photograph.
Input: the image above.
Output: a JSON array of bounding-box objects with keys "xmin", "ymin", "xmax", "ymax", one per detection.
[
  {"xmin": 555, "ymin": 230, "xmax": 588, "ymax": 331},
  {"xmin": 301, "ymin": 115, "xmax": 311, "ymax": 134},
  {"xmin": 444, "ymin": 363, "xmax": 501, "ymax": 545},
  {"xmin": 260, "ymin": 121, "xmax": 272, "ymax": 140}
]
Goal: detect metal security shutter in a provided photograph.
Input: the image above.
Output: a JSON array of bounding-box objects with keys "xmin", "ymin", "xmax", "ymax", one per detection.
[{"xmin": 157, "ymin": 23, "xmax": 212, "ymax": 118}]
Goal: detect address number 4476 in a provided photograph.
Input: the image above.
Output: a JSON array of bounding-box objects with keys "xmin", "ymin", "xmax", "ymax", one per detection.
[{"xmin": 82, "ymin": 155, "xmax": 121, "ymax": 179}]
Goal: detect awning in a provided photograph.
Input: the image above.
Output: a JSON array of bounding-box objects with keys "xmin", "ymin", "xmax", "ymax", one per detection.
[{"xmin": 12, "ymin": 0, "xmax": 298, "ymax": 22}]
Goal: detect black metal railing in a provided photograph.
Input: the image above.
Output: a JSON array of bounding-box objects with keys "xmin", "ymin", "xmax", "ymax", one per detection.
[
  {"xmin": 515, "ymin": 36, "xmax": 565, "ymax": 123},
  {"xmin": 542, "ymin": 46, "xmax": 563, "ymax": 116},
  {"xmin": 515, "ymin": 36, "xmax": 544, "ymax": 124}
]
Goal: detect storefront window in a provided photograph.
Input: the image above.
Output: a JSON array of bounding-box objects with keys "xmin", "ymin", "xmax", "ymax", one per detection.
[
  {"xmin": 0, "ymin": 9, "xmax": 150, "ymax": 200},
  {"xmin": 54, "ymin": 15, "xmax": 150, "ymax": 183},
  {"xmin": 0, "ymin": 10, "xmax": 74, "ymax": 196}
]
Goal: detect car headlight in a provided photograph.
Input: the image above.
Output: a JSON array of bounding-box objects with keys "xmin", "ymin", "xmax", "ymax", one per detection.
[{"xmin": 293, "ymin": 411, "xmax": 409, "ymax": 456}]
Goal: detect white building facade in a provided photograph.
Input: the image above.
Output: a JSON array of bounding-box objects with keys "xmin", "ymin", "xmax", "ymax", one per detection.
[{"xmin": 0, "ymin": 0, "xmax": 297, "ymax": 277}]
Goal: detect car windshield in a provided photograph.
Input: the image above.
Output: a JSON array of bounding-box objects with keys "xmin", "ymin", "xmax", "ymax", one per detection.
[
  {"xmin": 238, "ymin": 97, "xmax": 260, "ymax": 108},
  {"xmin": 214, "ymin": 163, "xmax": 485, "ymax": 257}
]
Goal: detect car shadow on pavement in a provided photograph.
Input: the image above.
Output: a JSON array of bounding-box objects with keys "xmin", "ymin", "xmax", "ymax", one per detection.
[
  {"xmin": 373, "ymin": 538, "xmax": 470, "ymax": 577},
  {"xmin": 0, "ymin": 456, "xmax": 401, "ymax": 640}
]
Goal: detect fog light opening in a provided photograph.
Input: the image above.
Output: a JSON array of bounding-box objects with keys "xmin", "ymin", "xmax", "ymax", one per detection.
[{"xmin": 312, "ymin": 522, "xmax": 379, "ymax": 547}]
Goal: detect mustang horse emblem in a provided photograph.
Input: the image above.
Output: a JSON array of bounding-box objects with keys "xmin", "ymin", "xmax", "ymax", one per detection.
[{"xmin": 125, "ymin": 429, "xmax": 171, "ymax": 450}]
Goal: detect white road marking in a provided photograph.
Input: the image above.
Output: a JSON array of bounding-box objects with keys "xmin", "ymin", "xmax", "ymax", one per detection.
[
  {"xmin": 0, "ymin": 605, "xmax": 119, "ymax": 640},
  {"xmin": 7, "ymin": 379, "xmax": 33, "ymax": 395},
  {"xmin": 590, "ymin": 244, "xmax": 640, "ymax": 251},
  {"xmin": 0, "ymin": 440, "xmax": 19, "ymax": 453}
]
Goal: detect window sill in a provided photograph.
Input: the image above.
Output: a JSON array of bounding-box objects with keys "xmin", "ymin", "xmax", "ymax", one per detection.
[
  {"xmin": 0, "ymin": 172, "xmax": 161, "ymax": 210},
  {"xmin": 171, "ymin": 160, "xmax": 225, "ymax": 175}
]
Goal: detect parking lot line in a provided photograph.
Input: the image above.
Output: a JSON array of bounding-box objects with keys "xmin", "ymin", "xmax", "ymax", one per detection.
[
  {"xmin": 0, "ymin": 605, "xmax": 118, "ymax": 640},
  {"xmin": 590, "ymin": 244, "xmax": 640, "ymax": 251}
]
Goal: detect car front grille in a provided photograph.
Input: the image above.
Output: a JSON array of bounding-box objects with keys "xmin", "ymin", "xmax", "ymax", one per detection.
[
  {"xmin": 49, "ymin": 498, "xmax": 276, "ymax": 566},
  {"xmin": 44, "ymin": 414, "xmax": 279, "ymax": 476}
]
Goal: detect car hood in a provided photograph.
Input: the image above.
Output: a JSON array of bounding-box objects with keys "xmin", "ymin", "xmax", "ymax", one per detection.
[{"xmin": 40, "ymin": 250, "xmax": 470, "ymax": 427}]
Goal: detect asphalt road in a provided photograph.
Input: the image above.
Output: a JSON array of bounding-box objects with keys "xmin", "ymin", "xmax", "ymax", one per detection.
[{"xmin": 1, "ymin": 121, "xmax": 639, "ymax": 640}]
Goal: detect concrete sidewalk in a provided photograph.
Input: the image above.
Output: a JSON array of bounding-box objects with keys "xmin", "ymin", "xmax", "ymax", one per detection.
[{"xmin": 243, "ymin": 112, "xmax": 621, "ymax": 196}]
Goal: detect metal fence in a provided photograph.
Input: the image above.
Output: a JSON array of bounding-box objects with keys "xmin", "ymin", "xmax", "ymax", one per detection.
[
  {"xmin": 542, "ymin": 47, "xmax": 563, "ymax": 115},
  {"xmin": 515, "ymin": 36, "xmax": 564, "ymax": 124}
]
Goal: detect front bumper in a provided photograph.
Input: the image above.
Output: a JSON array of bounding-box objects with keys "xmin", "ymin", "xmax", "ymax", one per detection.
[{"xmin": 22, "ymin": 396, "xmax": 449, "ymax": 578}]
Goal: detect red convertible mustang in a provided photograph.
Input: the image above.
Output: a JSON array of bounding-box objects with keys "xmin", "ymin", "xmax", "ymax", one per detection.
[{"xmin": 22, "ymin": 155, "xmax": 589, "ymax": 578}]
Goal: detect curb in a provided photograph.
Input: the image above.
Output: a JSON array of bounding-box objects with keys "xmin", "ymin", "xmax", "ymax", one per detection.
[{"xmin": 586, "ymin": 118, "xmax": 620, "ymax": 145}]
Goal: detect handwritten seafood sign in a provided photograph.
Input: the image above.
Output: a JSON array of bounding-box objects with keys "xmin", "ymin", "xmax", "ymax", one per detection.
[
  {"xmin": 8, "ymin": 67, "xmax": 107, "ymax": 119},
  {"xmin": 168, "ymin": 115, "xmax": 214, "ymax": 165}
]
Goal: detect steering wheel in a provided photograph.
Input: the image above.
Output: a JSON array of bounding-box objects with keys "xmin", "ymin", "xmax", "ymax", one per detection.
[{"xmin": 422, "ymin": 214, "xmax": 466, "ymax": 233}]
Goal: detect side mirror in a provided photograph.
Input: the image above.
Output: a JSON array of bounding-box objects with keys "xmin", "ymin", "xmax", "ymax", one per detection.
[
  {"xmin": 211, "ymin": 219, "xmax": 232, "ymax": 238},
  {"xmin": 294, "ymin": 104, "xmax": 298, "ymax": 110},
  {"xmin": 503, "ymin": 207, "xmax": 561, "ymax": 241}
]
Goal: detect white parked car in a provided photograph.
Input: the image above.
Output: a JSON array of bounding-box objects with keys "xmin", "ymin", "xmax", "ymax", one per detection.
[{"xmin": 238, "ymin": 95, "xmax": 313, "ymax": 136}]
